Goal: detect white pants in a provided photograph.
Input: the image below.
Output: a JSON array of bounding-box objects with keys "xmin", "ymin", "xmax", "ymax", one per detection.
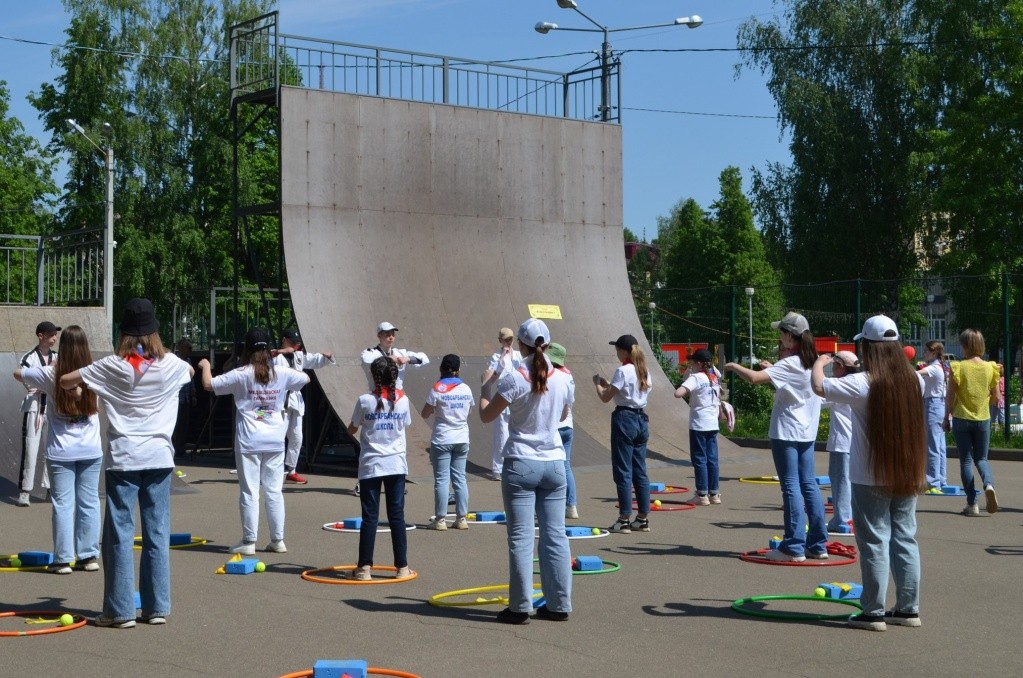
[
  {"xmin": 20, "ymin": 406, "xmax": 49, "ymax": 492},
  {"xmin": 490, "ymin": 410, "xmax": 510, "ymax": 475},
  {"xmin": 283, "ymin": 412, "xmax": 303, "ymax": 471},
  {"xmin": 236, "ymin": 450, "xmax": 285, "ymax": 543}
]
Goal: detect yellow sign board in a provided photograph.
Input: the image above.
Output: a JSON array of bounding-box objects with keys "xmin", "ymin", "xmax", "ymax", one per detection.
[{"xmin": 528, "ymin": 304, "xmax": 563, "ymax": 320}]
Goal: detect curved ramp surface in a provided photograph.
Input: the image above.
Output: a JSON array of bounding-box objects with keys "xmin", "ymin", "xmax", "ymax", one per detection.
[{"xmin": 280, "ymin": 88, "xmax": 737, "ymax": 476}]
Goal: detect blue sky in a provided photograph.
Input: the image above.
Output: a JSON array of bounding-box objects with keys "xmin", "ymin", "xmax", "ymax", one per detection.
[{"xmin": 1, "ymin": 0, "xmax": 789, "ymax": 239}]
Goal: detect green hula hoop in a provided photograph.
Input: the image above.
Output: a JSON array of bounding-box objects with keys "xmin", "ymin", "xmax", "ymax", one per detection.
[
  {"xmin": 531, "ymin": 557, "xmax": 621, "ymax": 576},
  {"xmin": 731, "ymin": 595, "xmax": 862, "ymax": 621}
]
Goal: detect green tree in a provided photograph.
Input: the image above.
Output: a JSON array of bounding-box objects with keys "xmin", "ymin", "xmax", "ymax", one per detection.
[{"xmin": 0, "ymin": 82, "xmax": 57, "ymax": 236}]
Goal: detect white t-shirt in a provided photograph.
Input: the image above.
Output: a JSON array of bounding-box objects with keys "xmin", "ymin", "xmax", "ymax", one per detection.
[
  {"xmin": 351, "ymin": 390, "xmax": 413, "ymax": 479},
  {"xmin": 425, "ymin": 378, "xmax": 475, "ymax": 446},
  {"xmin": 824, "ymin": 400, "xmax": 852, "ymax": 454},
  {"xmin": 822, "ymin": 371, "xmax": 925, "ymax": 485},
  {"xmin": 919, "ymin": 361, "xmax": 946, "ymax": 399},
  {"xmin": 497, "ymin": 362, "xmax": 573, "ymax": 462},
  {"xmin": 20, "ymin": 366, "xmax": 102, "ymax": 462},
  {"xmin": 554, "ymin": 366, "xmax": 575, "ymax": 429},
  {"xmin": 79, "ymin": 353, "xmax": 192, "ymax": 471},
  {"xmin": 212, "ymin": 364, "xmax": 309, "ymax": 453},
  {"xmin": 764, "ymin": 355, "xmax": 821, "ymax": 442},
  {"xmin": 681, "ymin": 369, "xmax": 721, "ymax": 432},
  {"xmin": 611, "ymin": 363, "xmax": 651, "ymax": 409},
  {"xmin": 360, "ymin": 346, "xmax": 429, "ymax": 390}
]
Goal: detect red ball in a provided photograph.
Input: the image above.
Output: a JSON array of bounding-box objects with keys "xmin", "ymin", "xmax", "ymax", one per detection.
[{"xmin": 903, "ymin": 345, "xmax": 916, "ymax": 361}]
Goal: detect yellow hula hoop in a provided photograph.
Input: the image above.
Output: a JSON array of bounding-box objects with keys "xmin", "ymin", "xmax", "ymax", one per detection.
[
  {"xmin": 301, "ymin": 565, "xmax": 418, "ymax": 585},
  {"xmin": 132, "ymin": 536, "xmax": 208, "ymax": 550},
  {"xmin": 0, "ymin": 555, "xmax": 48, "ymax": 573},
  {"xmin": 738, "ymin": 476, "xmax": 781, "ymax": 485},
  {"xmin": 429, "ymin": 583, "xmax": 543, "ymax": 608}
]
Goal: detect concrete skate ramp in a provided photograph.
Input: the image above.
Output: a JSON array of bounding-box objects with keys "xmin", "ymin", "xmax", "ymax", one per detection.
[
  {"xmin": 0, "ymin": 307, "xmax": 109, "ymax": 498},
  {"xmin": 280, "ymin": 88, "xmax": 740, "ymax": 477}
]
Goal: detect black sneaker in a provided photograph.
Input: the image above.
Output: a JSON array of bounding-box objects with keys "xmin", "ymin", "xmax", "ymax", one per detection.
[
  {"xmin": 629, "ymin": 517, "xmax": 650, "ymax": 532},
  {"xmin": 496, "ymin": 607, "xmax": 530, "ymax": 625},
  {"xmin": 608, "ymin": 518, "xmax": 632, "ymax": 534},
  {"xmin": 848, "ymin": 613, "xmax": 886, "ymax": 632},
  {"xmin": 884, "ymin": 609, "xmax": 921, "ymax": 627},
  {"xmin": 534, "ymin": 604, "xmax": 569, "ymax": 621}
]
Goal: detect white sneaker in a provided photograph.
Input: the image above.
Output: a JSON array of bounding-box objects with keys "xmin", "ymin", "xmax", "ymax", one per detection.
[
  {"xmin": 453, "ymin": 517, "xmax": 469, "ymax": 530},
  {"xmin": 687, "ymin": 493, "xmax": 710, "ymax": 506},
  {"xmin": 985, "ymin": 485, "xmax": 998, "ymax": 514},
  {"xmin": 264, "ymin": 540, "xmax": 287, "ymax": 553},
  {"xmin": 229, "ymin": 542, "xmax": 256, "ymax": 556},
  {"xmin": 427, "ymin": 517, "xmax": 448, "ymax": 531},
  {"xmin": 395, "ymin": 566, "xmax": 412, "ymax": 578},
  {"xmin": 17, "ymin": 492, "xmax": 30, "ymax": 507},
  {"xmin": 764, "ymin": 548, "xmax": 806, "ymax": 563},
  {"xmin": 709, "ymin": 493, "xmax": 722, "ymax": 505},
  {"xmin": 565, "ymin": 505, "xmax": 579, "ymax": 519},
  {"xmin": 352, "ymin": 565, "xmax": 372, "ymax": 581}
]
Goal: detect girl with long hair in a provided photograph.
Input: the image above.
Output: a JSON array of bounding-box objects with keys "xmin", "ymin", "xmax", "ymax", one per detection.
[
  {"xmin": 944, "ymin": 329, "xmax": 999, "ymax": 514},
  {"xmin": 594, "ymin": 334, "xmax": 653, "ymax": 534},
  {"xmin": 421, "ymin": 354, "xmax": 475, "ymax": 530},
  {"xmin": 674, "ymin": 348, "xmax": 722, "ymax": 506},
  {"xmin": 15, "ymin": 325, "xmax": 102, "ymax": 575},
  {"xmin": 919, "ymin": 340, "xmax": 948, "ymax": 493},
  {"xmin": 480, "ymin": 319, "xmax": 574, "ymax": 624},
  {"xmin": 60, "ymin": 298, "xmax": 194, "ymax": 628},
  {"xmin": 725, "ymin": 311, "xmax": 826, "ymax": 562},
  {"xmin": 813, "ymin": 314, "xmax": 926, "ymax": 631},
  {"xmin": 198, "ymin": 328, "xmax": 309, "ymax": 555},
  {"xmin": 347, "ymin": 356, "xmax": 413, "ymax": 581}
]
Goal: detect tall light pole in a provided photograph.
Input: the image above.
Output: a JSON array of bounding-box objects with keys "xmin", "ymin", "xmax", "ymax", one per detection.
[
  {"xmin": 745, "ymin": 287, "xmax": 755, "ymax": 366},
  {"xmin": 67, "ymin": 119, "xmax": 115, "ymax": 343},
  {"xmin": 535, "ymin": 0, "xmax": 702, "ymax": 122},
  {"xmin": 648, "ymin": 301, "xmax": 656, "ymax": 347}
]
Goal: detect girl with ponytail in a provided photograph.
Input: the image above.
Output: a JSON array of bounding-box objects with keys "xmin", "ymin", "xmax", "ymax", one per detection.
[
  {"xmin": 346, "ymin": 356, "xmax": 413, "ymax": 581},
  {"xmin": 673, "ymin": 348, "xmax": 722, "ymax": 506},
  {"xmin": 480, "ymin": 318, "xmax": 574, "ymax": 624},
  {"xmin": 594, "ymin": 334, "xmax": 653, "ymax": 534}
]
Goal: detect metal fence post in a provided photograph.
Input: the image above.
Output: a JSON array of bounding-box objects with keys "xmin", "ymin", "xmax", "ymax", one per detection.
[
  {"xmin": 35, "ymin": 235, "xmax": 44, "ymax": 306},
  {"xmin": 1003, "ymin": 271, "xmax": 1011, "ymax": 441},
  {"xmin": 728, "ymin": 285, "xmax": 736, "ymax": 398}
]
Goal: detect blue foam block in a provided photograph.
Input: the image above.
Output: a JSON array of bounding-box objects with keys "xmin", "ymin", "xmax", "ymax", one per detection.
[
  {"xmin": 473, "ymin": 511, "xmax": 505, "ymax": 521},
  {"xmin": 565, "ymin": 526, "xmax": 592, "ymax": 537},
  {"xmin": 342, "ymin": 517, "xmax": 362, "ymax": 529},
  {"xmin": 815, "ymin": 475, "xmax": 830, "ymax": 485},
  {"xmin": 833, "ymin": 524, "xmax": 852, "ymax": 534},
  {"xmin": 169, "ymin": 533, "xmax": 192, "ymax": 546},
  {"xmin": 225, "ymin": 558, "xmax": 259, "ymax": 574},
  {"xmin": 574, "ymin": 555, "xmax": 603, "ymax": 571},
  {"xmin": 18, "ymin": 551, "xmax": 53, "ymax": 566},
  {"xmin": 314, "ymin": 659, "xmax": 367, "ymax": 678},
  {"xmin": 818, "ymin": 582, "xmax": 863, "ymax": 600},
  {"xmin": 768, "ymin": 538, "xmax": 782, "ymax": 550},
  {"xmin": 648, "ymin": 482, "xmax": 666, "ymax": 492}
]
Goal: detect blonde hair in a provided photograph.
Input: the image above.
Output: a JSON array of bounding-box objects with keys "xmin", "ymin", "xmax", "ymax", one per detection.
[
  {"xmin": 630, "ymin": 345, "xmax": 650, "ymax": 392},
  {"xmin": 116, "ymin": 332, "xmax": 166, "ymax": 360},
  {"xmin": 959, "ymin": 329, "xmax": 985, "ymax": 358}
]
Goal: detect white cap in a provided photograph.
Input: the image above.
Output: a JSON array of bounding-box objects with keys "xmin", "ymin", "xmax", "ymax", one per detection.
[
  {"xmin": 376, "ymin": 322, "xmax": 398, "ymax": 333},
  {"xmin": 854, "ymin": 315, "xmax": 900, "ymax": 342},
  {"xmin": 517, "ymin": 318, "xmax": 551, "ymax": 347}
]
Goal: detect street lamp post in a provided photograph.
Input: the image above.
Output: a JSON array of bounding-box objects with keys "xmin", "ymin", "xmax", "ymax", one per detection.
[
  {"xmin": 66, "ymin": 119, "xmax": 115, "ymax": 343},
  {"xmin": 745, "ymin": 287, "xmax": 755, "ymax": 366},
  {"xmin": 648, "ymin": 301, "xmax": 656, "ymax": 347},
  {"xmin": 535, "ymin": 0, "xmax": 702, "ymax": 122}
]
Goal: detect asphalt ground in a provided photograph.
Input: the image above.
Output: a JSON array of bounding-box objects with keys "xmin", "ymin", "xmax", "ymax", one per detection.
[{"xmin": 2, "ymin": 447, "xmax": 1020, "ymax": 678}]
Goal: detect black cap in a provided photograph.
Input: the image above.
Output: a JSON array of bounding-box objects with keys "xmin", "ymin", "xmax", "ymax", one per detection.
[
  {"xmin": 689, "ymin": 348, "xmax": 713, "ymax": 363},
  {"xmin": 120, "ymin": 298, "xmax": 160, "ymax": 336},
  {"xmin": 440, "ymin": 354, "xmax": 461, "ymax": 374},
  {"xmin": 245, "ymin": 328, "xmax": 273, "ymax": 352},
  {"xmin": 610, "ymin": 334, "xmax": 639, "ymax": 351},
  {"xmin": 281, "ymin": 328, "xmax": 301, "ymax": 344},
  {"xmin": 35, "ymin": 321, "xmax": 61, "ymax": 335}
]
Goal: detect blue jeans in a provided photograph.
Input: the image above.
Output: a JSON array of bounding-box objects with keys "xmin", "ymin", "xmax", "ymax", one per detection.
[
  {"xmin": 358, "ymin": 474, "xmax": 407, "ymax": 568},
  {"xmin": 501, "ymin": 458, "xmax": 572, "ymax": 614},
  {"xmin": 430, "ymin": 443, "xmax": 469, "ymax": 519},
  {"xmin": 688, "ymin": 429, "xmax": 719, "ymax": 495},
  {"xmin": 851, "ymin": 483, "xmax": 920, "ymax": 617},
  {"xmin": 770, "ymin": 439, "xmax": 827, "ymax": 557},
  {"xmin": 559, "ymin": 427, "xmax": 576, "ymax": 506},
  {"xmin": 826, "ymin": 452, "xmax": 852, "ymax": 530},
  {"xmin": 610, "ymin": 408, "xmax": 650, "ymax": 516},
  {"xmin": 102, "ymin": 468, "xmax": 172, "ymax": 622},
  {"xmin": 924, "ymin": 397, "xmax": 947, "ymax": 488},
  {"xmin": 48, "ymin": 458, "xmax": 102, "ymax": 564},
  {"xmin": 951, "ymin": 417, "xmax": 994, "ymax": 505}
]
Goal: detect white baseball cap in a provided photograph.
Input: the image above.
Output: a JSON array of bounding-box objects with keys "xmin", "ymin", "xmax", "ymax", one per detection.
[
  {"xmin": 376, "ymin": 322, "xmax": 398, "ymax": 333},
  {"xmin": 517, "ymin": 318, "xmax": 551, "ymax": 347},
  {"xmin": 854, "ymin": 315, "xmax": 900, "ymax": 342}
]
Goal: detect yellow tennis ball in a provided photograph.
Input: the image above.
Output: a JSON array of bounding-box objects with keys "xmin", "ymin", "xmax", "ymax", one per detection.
[
  {"xmin": 10, "ymin": 557, "xmax": 22, "ymax": 568},
  {"xmin": 254, "ymin": 561, "xmax": 266, "ymax": 573},
  {"xmin": 59, "ymin": 613, "xmax": 74, "ymax": 626},
  {"xmin": 653, "ymin": 499, "xmax": 662, "ymax": 507},
  {"xmin": 591, "ymin": 527, "xmax": 601, "ymax": 535},
  {"xmin": 814, "ymin": 587, "xmax": 826, "ymax": 598}
]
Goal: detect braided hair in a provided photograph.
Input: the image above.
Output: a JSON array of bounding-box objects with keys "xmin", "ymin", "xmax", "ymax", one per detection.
[{"xmin": 371, "ymin": 356, "xmax": 399, "ymax": 412}]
